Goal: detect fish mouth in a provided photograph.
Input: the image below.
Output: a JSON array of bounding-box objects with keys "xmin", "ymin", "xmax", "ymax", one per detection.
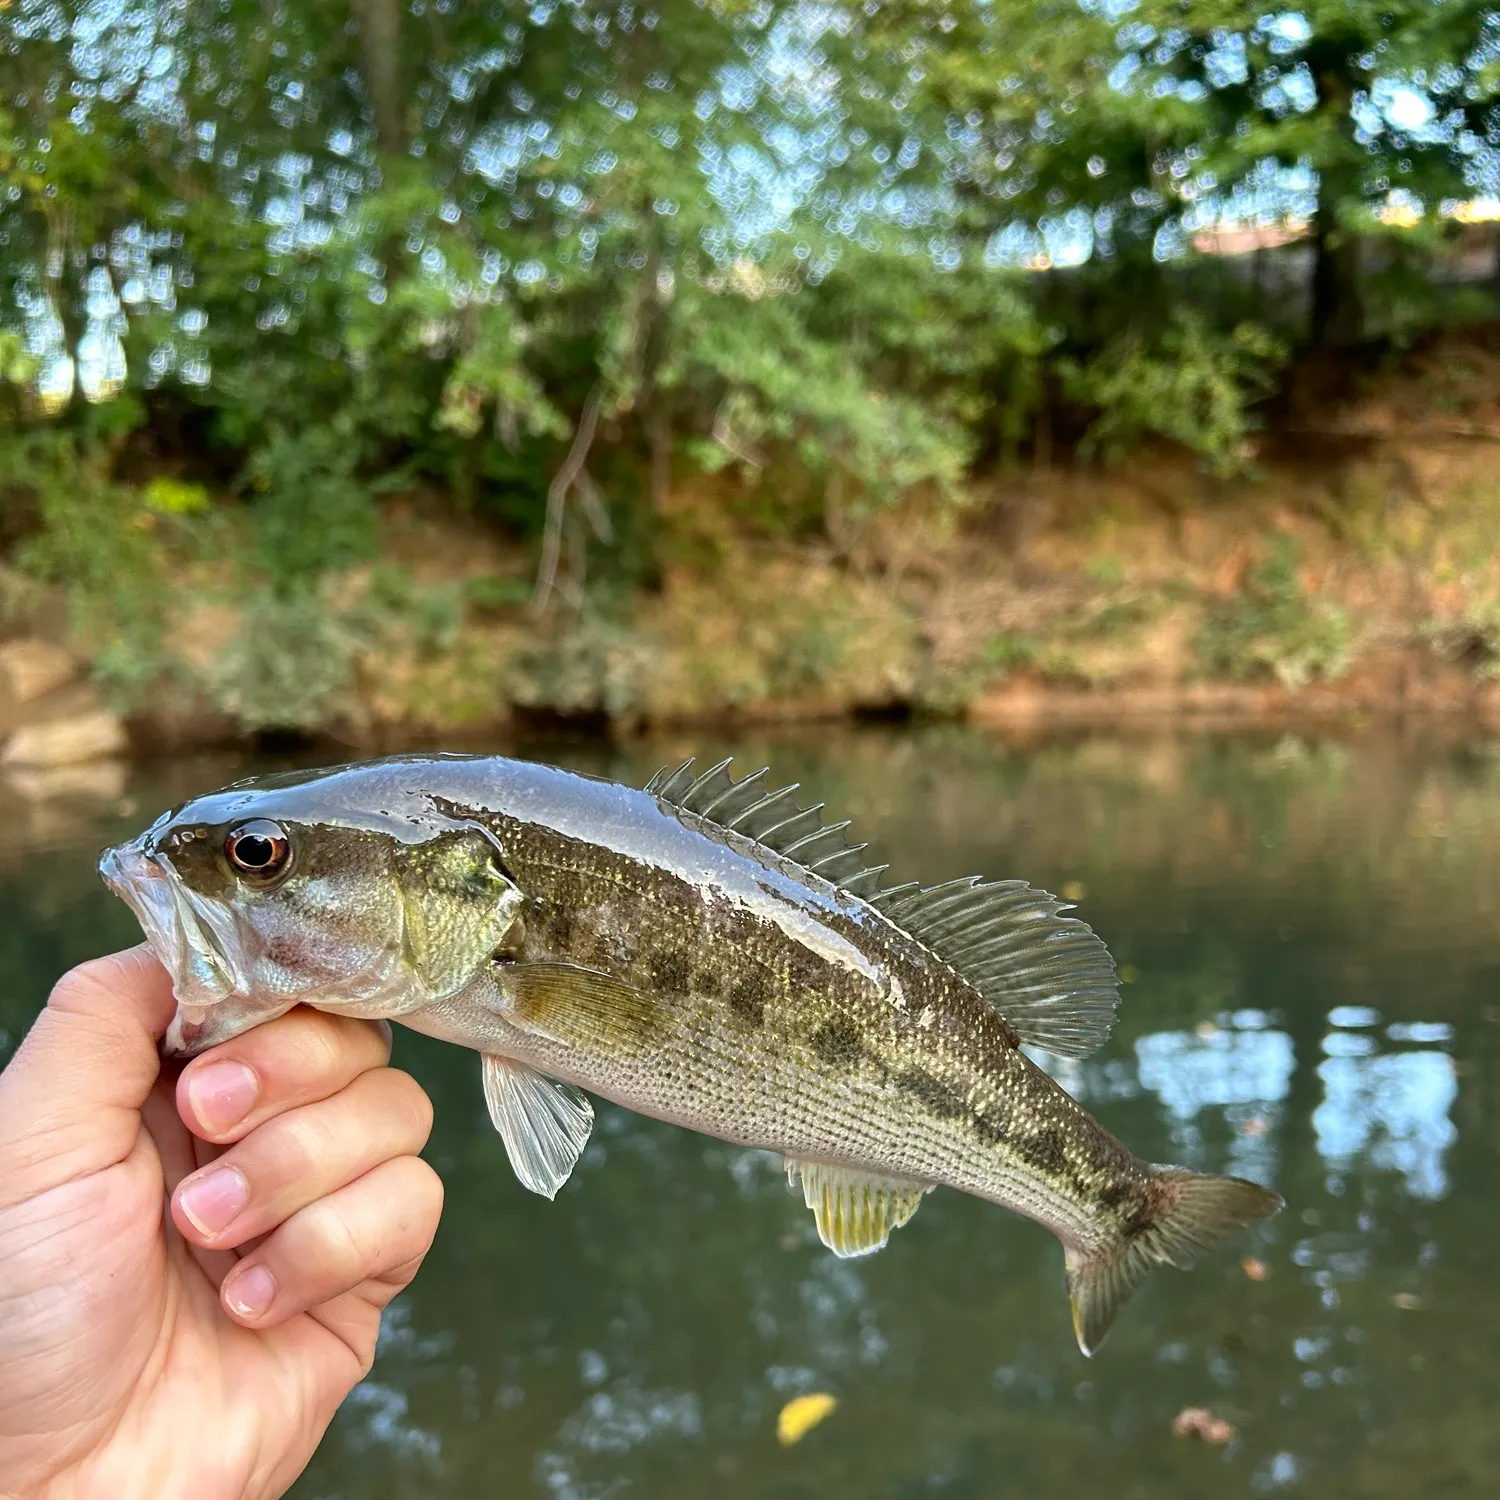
[{"xmin": 99, "ymin": 835, "xmax": 247, "ymax": 1012}]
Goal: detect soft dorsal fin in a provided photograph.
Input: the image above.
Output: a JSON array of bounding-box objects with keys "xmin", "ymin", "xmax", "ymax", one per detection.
[
  {"xmin": 870, "ymin": 878, "xmax": 1118, "ymax": 1058},
  {"xmin": 646, "ymin": 759, "xmax": 1119, "ymax": 1058}
]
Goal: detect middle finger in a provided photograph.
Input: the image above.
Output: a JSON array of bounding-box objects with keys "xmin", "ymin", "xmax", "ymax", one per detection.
[{"xmin": 171, "ymin": 1065, "xmax": 432, "ymax": 1250}]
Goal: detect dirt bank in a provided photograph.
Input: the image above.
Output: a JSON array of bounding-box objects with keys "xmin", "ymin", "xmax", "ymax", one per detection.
[{"xmin": 8, "ymin": 331, "xmax": 1500, "ymax": 758}]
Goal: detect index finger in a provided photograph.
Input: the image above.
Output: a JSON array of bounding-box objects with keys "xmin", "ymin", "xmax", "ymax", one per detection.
[{"xmin": 177, "ymin": 1008, "xmax": 393, "ymax": 1145}]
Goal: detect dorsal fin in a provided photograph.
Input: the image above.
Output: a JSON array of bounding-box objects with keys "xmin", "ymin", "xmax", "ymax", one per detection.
[
  {"xmin": 872, "ymin": 878, "xmax": 1118, "ymax": 1057},
  {"xmin": 645, "ymin": 760, "xmax": 1120, "ymax": 1058}
]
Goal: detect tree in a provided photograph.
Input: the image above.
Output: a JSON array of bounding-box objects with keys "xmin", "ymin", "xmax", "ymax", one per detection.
[
  {"xmin": 1122, "ymin": 2, "xmax": 1500, "ymax": 346},
  {"xmin": 2, "ymin": 0, "xmax": 1499, "ymax": 646}
]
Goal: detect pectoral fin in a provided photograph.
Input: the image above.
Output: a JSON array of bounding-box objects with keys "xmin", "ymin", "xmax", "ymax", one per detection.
[
  {"xmin": 481, "ymin": 1054, "xmax": 594, "ymax": 1199},
  {"xmin": 492, "ymin": 961, "xmax": 663, "ymax": 1055},
  {"xmin": 786, "ymin": 1160, "xmax": 930, "ymax": 1257}
]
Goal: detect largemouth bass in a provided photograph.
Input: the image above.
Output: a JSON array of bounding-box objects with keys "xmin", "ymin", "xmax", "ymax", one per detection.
[{"xmin": 99, "ymin": 754, "xmax": 1280, "ymax": 1354}]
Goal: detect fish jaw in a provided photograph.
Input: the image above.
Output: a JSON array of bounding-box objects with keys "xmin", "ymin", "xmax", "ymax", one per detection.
[
  {"xmin": 100, "ymin": 836, "xmax": 242, "ymax": 1005},
  {"xmin": 99, "ymin": 833, "xmax": 287, "ymax": 1056},
  {"xmin": 161, "ymin": 996, "xmax": 299, "ymax": 1058}
]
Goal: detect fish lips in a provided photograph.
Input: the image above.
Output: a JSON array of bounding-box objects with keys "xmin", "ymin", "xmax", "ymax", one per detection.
[{"xmin": 99, "ymin": 835, "xmax": 251, "ymax": 1021}]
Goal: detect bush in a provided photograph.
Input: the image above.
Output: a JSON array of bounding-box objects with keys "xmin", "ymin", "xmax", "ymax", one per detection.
[
  {"xmin": 1195, "ymin": 538, "xmax": 1351, "ymax": 689},
  {"xmin": 0, "ymin": 429, "xmax": 171, "ymax": 697},
  {"xmin": 1061, "ymin": 313, "xmax": 1286, "ymax": 478}
]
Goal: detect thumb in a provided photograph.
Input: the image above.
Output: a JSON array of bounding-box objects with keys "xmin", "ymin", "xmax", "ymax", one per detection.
[{"xmin": 0, "ymin": 945, "xmax": 177, "ymax": 1210}]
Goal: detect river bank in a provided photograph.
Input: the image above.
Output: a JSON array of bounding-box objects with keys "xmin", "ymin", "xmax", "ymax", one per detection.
[{"xmin": 5, "ymin": 332, "xmax": 1500, "ymax": 764}]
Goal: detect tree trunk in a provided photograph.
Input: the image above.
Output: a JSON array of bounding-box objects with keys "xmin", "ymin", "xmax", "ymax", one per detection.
[
  {"xmin": 350, "ymin": 0, "xmax": 406, "ymax": 157},
  {"xmin": 632, "ymin": 240, "xmax": 672, "ymax": 524},
  {"xmin": 1309, "ymin": 66, "xmax": 1363, "ymax": 349},
  {"xmin": 1310, "ymin": 194, "xmax": 1364, "ymax": 349},
  {"xmin": 646, "ymin": 403, "xmax": 671, "ymax": 515}
]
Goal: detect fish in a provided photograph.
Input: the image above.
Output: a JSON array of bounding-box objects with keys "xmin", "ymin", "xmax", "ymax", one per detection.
[{"xmin": 99, "ymin": 753, "xmax": 1281, "ymax": 1354}]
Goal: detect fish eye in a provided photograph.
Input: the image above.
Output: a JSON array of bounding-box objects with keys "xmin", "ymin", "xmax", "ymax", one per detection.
[{"xmin": 224, "ymin": 820, "xmax": 292, "ymax": 880}]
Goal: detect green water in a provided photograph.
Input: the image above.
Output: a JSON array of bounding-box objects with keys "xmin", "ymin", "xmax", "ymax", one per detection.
[{"xmin": 2, "ymin": 727, "xmax": 1497, "ymax": 1498}]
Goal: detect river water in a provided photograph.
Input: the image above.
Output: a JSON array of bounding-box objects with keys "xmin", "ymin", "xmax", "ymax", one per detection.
[{"xmin": 1, "ymin": 725, "xmax": 1495, "ymax": 1499}]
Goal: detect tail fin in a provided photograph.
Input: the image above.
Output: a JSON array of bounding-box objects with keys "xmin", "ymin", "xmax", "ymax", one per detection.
[{"xmin": 1065, "ymin": 1169, "xmax": 1282, "ymax": 1357}]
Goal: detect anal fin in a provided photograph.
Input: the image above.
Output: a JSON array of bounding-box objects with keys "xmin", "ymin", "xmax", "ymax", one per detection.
[
  {"xmin": 786, "ymin": 1160, "xmax": 929, "ymax": 1257},
  {"xmin": 482, "ymin": 1054, "xmax": 594, "ymax": 1200}
]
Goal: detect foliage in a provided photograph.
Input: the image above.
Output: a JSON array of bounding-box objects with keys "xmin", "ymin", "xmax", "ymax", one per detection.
[
  {"xmin": 1423, "ymin": 599, "xmax": 1500, "ymax": 680},
  {"xmin": 0, "ymin": 0, "xmax": 1497, "ymax": 724},
  {"xmin": 983, "ymin": 633, "xmax": 1042, "ymax": 675},
  {"xmin": 208, "ymin": 585, "xmax": 368, "ymax": 731},
  {"xmin": 505, "ymin": 610, "xmax": 655, "ymax": 721},
  {"xmin": 1060, "ymin": 314, "xmax": 1286, "ymax": 477},
  {"xmin": 0, "ymin": 429, "xmax": 170, "ymax": 696},
  {"xmin": 204, "ymin": 567, "xmax": 468, "ymax": 731},
  {"xmin": 1195, "ymin": 538, "xmax": 1353, "ymax": 689},
  {"xmin": 142, "ymin": 477, "xmax": 211, "ymax": 516},
  {"xmin": 245, "ymin": 428, "xmax": 379, "ymax": 586}
]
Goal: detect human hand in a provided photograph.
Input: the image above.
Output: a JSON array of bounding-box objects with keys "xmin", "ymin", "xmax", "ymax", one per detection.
[{"xmin": 0, "ymin": 946, "xmax": 444, "ymax": 1500}]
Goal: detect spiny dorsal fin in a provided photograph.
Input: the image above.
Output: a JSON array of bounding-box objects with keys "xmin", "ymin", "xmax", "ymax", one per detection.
[
  {"xmin": 645, "ymin": 759, "xmax": 1120, "ymax": 1058},
  {"xmin": 646, "ymin": 757, "xmax": 885, "ymax": 892}
]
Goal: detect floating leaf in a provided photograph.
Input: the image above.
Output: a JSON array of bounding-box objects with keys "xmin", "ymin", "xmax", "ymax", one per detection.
[
  {"xmin": 1172, "ymin": 1407, "xmax": 1237, "ymax": 1444},
  {"xmin": 776, "ymin": 1392, "xmax": 838, "ymax": 1447}
]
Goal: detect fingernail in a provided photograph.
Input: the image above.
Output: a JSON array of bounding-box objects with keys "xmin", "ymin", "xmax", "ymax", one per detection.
[
  {"xmin": 224, "ymin": 1264, "xmax": 276, "ymax": 1320},
  {"xmin": 177, "ymin": 1166, "xmax": 249, "ymax": 1238},
  {"xmin": 186, "ymin": 1061, "xmax": 258, "ymax": 1133}
]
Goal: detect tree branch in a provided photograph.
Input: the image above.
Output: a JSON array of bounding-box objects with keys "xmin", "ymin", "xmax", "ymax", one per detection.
[{"xmin": 532, "ymin": 384, "xmax": 605, "ymax": 614}]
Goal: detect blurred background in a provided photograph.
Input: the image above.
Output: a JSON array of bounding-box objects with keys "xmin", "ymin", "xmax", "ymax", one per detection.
[
  {"xmin": 1, "ymin": 1, "xmax": 1499, "ymax": 750},
  {"xmin": 4, "ymin": 5, "xmax": 1500, "ymax": 1497}
]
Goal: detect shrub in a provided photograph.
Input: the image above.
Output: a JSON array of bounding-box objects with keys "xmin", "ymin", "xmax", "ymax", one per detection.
[{"xmin": 1195, "ymin": 538, "xmax": 1351, "ymax": 689}]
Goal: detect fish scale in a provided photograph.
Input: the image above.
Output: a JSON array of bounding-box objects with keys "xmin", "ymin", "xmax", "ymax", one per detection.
[{"xmin": 100, "ymin": 751, "xmax": 1282, "ymax": 1355}]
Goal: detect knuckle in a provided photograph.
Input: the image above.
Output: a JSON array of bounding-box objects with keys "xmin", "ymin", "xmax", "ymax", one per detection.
[
  {"xmin": 275, "ymin": 1199, "xmax": 365, "ymax": 1288},
  {"xmin": 360, "ymin": 1017, "xmax": 395, "ymax": 1064},
  {"xmin": 414, "ymin": 1162, "xmax": 445, "ymax": 1237},
  {"xmin": 47, "ymin": 957, "xmax": 115, "ymax": 1014},
  {"xmin": 315, "ymin": 1201, "xmax": 367, "ymax": 1270},
  {"xmin": 290, "ymin": 1014, "xmax": 346, "ymax": 1081},
  {"xmin": 280, "ymin": 1011, "xmax": 388, "ymax": 1086},
  {"xmin": 404, "ymin": 1156, "xmax": 445, "ymax": 1224},
  {"xmin": 48, "ymin": 947, "xmax": 161, "ymax": 1019},
  {"xmin": 273, "ymin": 1110, "xmax": 338, "ymax": 1179},
  {"xmin": 383, "ymin": 1070, "xmax": 435, "ymax": 1143},
  {"xmin": 383, "ymin": 1159, "xmax": 444, "ymax": 1259},
  {"xmin": 355, "ymin": 1066, "xmax": 433, "ymax": 1147}
]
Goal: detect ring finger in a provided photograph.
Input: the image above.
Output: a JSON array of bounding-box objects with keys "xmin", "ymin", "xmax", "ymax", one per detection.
[
  {"xmin": 170, "ymin": 1065, "xmax": 432, "ymax": 1251},
  {"xmin": 218, "ymin": 1154, "xmax": 444, "ymax": 1327}
]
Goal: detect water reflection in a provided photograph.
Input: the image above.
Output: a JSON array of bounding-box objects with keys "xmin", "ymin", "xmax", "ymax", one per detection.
[
  {"xmin": 1136, "ymin": 1015, "xmax": 1294, "ymax": 1185},
  {"xmin": 1315, "ymin": 1048, "xmax": 1457, "ymax": 1201},
  {"xmin": 538, "ymin": 1384, "xmax": 702, "ymax": 1499},
  {"xmin": 3, "ymin": 727, "xmax": 1500, "ymax": 1498}
]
